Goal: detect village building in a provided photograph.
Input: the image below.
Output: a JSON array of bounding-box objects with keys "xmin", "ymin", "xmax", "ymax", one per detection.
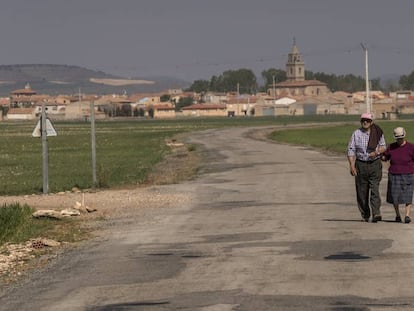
[
  {"xmin": 289, "ymin": 95, "xmax": 345, "ymax": 115},
  {"xmin": 181, "ymin": 103, "xmax": 227, "ymax": 117},
  {"xmin": 394, "ymin": 98, "xmax": 414, "ymax": 115},
  {"xmin": 389, "ymin": 90, "xmax": 413, "ymax": 100},
  {"xmin": 10, "ymin": 83, "xmax": 37, "ymax": 108},
  {"xmin": 152, "ymin": 103, "xmax": 176, "ymax": 118},
  {"xmin": 360, "ymin": 90, "xmax": 414, "ymax": 119},
  {"xmin": 255, "ymin": 95, "xmax": 298, "ymax": 116},
  {"xmin": 90, "ymin": 95, "xmax": 133, "ymax": 118},
  {"xmin": 32, "ymin": 96, "xmax": 70, "ymax": 120},
  {"xmin": 203, "ymin": 92, "xmax": 228, "ymax": 105},
  {"xmin": 226, "ymin": 94, "xmax": 258, "ymax": 117},
  {"xmin": 167, "ymin": 88, "xmax": 183, "ymax": 95},
  {"xmin": 131, "ymin": 94, "xmax": 162, "ymax": 105},
  {"xmin": 54, "ymin": 95, "xmax": 75, "ymax": 105},
  {"xmin": 64, "ymin": 100, "xmax": 106, "ymax": 120},
  {"xmin": 257, "ymin": 40, "xmax": 351, "ymax": 117},
  {"xmin": 7, "ymin": 107, "xmax": 36, "ymax": 120},
  {"xmin": 269, "ymin": 41, "xmax": 331, "ymax": 98},
  {"xmin": 0, "ymin": 97, "xmax": 9, "ymax": 108}
]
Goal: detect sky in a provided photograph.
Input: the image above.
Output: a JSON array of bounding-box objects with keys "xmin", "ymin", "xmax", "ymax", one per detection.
[{"xmin": 1, "ymin": 0, "xmax": 414, "ymax": 83}]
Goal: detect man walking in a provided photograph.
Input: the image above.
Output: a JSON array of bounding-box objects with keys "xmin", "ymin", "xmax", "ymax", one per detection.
[{"xmin": 347, "ymin": 113, "xmax": 386, "ymax": 222}]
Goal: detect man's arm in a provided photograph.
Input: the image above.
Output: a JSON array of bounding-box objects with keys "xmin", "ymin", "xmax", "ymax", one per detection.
[
  {"xmin": 347, "ymin": 133, "xmax": 357, "ymax": 176},
  {"xmin": 348, "ymin": 155, "xmax": 357, "ymax": 176}
]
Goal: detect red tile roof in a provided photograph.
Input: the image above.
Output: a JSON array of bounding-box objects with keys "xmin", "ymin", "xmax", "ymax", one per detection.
[
  {"xmin": 0, "ymin": 98, "xmax": 9, "ymax": 106},
  {"xmin": 182, "ymin": 104, "xmax": 226, "ymax": 110},
  {"xmin": 275, "ymin": 79, "xmax": 327, "ymax": 87},
  {"xmin": 11, "ymin": 88, "xmax": 37, "ymax": 95},
  {"xmin": 8, "ymin": 108, "xmax": 35, "ymax": 114}
]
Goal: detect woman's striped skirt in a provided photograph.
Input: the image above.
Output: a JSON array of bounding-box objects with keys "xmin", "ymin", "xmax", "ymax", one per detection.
[{"xmin": 386, "ymin": 173, "xmax": 414, "ymax": 205}]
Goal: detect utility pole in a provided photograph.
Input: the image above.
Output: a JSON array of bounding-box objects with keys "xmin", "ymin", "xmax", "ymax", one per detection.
[
  {"xmin": 79, "ymin": 87, "xmax": 82, "ymax": 119},
  {"xmin": 237, "ymin": 83, "xmax": 240, "ymax": 116},
  {"xmin": 361, "ymin": 43, "xmax": 370, "ymax": 113},
  {"xmin": 90, "ymin": 101, "xmax": 97, "ymax": 187},
  {"xmin": 41, "ymin": 101, "xmax": 49, "ymax": 194},
  {"xmin": 272, "ymin": 75, "xmax": 276, "ymax": 103}
]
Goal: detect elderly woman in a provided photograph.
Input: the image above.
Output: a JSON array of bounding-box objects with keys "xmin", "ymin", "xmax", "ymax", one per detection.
[{"xmin": 382, "ymin": 127, "xmax": 414, "ymax": 223}]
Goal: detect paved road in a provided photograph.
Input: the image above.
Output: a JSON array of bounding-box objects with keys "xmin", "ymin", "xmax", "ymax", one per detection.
[{"xmin": 1, "ymin": 126, "xmax": 414, "ymax": 311}]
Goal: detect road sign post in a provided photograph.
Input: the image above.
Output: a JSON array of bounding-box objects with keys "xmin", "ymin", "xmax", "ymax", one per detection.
[{"xmin": 32, "ymin": 102, "xmax": 57, "ymax": 194}]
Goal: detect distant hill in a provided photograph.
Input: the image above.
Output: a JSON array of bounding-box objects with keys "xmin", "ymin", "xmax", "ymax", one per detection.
[{"xmin": 0, "ymin": 64, "xmax": 190, "ymax": 96}]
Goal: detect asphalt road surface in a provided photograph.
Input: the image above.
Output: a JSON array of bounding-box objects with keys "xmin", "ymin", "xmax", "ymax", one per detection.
[{"xmin": 1, "ymin": 126, "xmax": 414, "ymax": 311}]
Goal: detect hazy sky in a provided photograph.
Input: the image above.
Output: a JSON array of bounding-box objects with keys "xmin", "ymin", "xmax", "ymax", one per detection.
[{"xmin": 2, "ymin": 0, "xmax": 414, "ymax": 82}]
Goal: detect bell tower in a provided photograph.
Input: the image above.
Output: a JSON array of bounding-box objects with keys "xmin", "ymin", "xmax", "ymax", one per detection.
[{"xmin": 286, "ymin": 38, "xmax": 305, "ymax": 82}]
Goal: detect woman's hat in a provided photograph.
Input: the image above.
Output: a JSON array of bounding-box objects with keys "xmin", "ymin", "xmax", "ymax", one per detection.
[{"xmin": 393, "ymin": 127, "xmax": 406, "ymax": 139}]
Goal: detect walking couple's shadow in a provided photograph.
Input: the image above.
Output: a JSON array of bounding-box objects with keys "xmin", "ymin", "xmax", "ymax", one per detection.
[{"xmin": 323, "ymin": 218, "xmax": 400, "ymax": 223}]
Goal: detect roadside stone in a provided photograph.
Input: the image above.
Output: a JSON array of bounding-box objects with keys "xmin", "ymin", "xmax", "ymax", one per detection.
[
  {"xmin": 72, "ymin": 201, "xmax": 88, "ymax": 213},
  {"xmin": 60, "ymin": 208, "xmax": 81, "ymax": 216},
  {"xmin": 85, "ymin": 205, "xmax": 97, "ymax": 213},
  {"xmin": 32, "ymin": 210, "xmax": 63, "ymax": 219}
]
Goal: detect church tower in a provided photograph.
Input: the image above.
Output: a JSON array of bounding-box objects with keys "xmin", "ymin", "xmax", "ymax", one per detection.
[{"xmin": 286, "ymin": 38, "xmax": 305, "ymax": 82}]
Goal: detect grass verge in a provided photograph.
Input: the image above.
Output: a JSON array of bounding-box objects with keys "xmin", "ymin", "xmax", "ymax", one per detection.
[
  {"xmin": 268, "ymin": 120, "xmax": 414, "ymax": 154},
  {"xmin": 0, "ymin": 202, "xmax": 88, "ymax": 248}
]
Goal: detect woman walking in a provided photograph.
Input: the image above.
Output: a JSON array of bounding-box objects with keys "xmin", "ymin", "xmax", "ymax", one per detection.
[{"xmin": 382, "ymin": 127, "xmax": 414, "ymax": 223}]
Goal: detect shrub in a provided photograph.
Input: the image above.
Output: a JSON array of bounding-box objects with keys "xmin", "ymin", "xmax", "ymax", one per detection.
[{"xmin": 0, "ymin": 203, "xmax": 35, "ymax": 246}]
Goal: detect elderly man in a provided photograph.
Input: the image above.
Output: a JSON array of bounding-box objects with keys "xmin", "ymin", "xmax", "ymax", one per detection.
[{"xmin": 347, "ymin": 113, "xmax": 386, "ymax": 222}]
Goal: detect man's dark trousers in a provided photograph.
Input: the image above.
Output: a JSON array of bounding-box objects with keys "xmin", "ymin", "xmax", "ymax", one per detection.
[{"xmin": 355, "ymin": 159, "xmax": 382, "ymax": 219}]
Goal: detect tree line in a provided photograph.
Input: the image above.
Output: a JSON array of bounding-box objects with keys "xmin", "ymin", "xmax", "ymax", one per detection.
[{"xmin": 186, "ymin": 68, "xmax": 414, "ymax": 94}]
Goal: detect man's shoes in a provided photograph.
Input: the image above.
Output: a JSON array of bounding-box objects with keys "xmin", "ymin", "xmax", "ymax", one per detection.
[
  {"xmin": 372, "ymin": 215, "xmax": 382, "ymax": 223},
  {"xmin": 405, "ymin": 216, "xmax": 411, "ymax": 223},
  {"xmin": 396, "ymin": 216, "xmax": 402, "ymax": 223}
]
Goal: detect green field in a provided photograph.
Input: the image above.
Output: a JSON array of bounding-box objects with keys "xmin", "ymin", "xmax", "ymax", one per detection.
[
  {"xmin": 0, "ymin": 115, "xmax": 410, "ymax": 196},
  {"xmin": 268, "ymin": 119, "xmax": 414, "ymax": 154}
]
